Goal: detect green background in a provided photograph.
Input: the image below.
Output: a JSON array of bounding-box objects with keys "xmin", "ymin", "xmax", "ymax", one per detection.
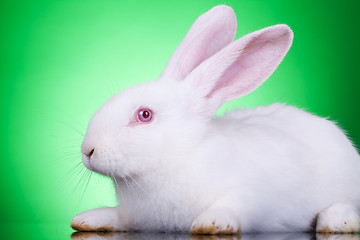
[{"xmin": 1, "ymin": 0, "xmax": 359, "ymax": 239}]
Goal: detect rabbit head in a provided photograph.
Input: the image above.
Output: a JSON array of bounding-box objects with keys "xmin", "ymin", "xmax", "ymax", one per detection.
[{"xmin": 80, "ymin": 5, "xmax": 293, "ymax": 178}]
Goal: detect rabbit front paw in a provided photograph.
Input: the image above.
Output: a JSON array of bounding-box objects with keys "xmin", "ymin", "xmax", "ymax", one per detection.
[
  {"xmin": 190, "ymin": 209, "xmax": 240, "ymax": 235},
  {"xmin": 71, "ymin": 207, "xmax": 127, "ymax": 232}
]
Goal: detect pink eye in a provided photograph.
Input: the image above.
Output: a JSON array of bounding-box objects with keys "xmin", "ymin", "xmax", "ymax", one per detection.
[{"xmin": 137, "ymin": 108, "xmax": 153, "ymax": 123}]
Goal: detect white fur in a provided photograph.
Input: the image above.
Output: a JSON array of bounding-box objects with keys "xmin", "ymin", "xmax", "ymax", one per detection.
[
  {"xmin": 317, "ymin": 204, "xmax": 360, "ymax": 233},
  {"xmin": 72, "ymin": 5, "xmax": 360, "ymax": 234}
]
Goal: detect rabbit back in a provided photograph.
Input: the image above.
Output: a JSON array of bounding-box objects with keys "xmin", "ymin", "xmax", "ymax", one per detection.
[{"xmin": 209, "ymin": 103, "xmax": 360, "ymax": 231}]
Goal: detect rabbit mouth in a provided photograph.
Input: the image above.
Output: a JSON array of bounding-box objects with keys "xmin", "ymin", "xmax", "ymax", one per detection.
[{"xmin": 81, "ymin": 156, "xmax": 129, "ymax": 178}]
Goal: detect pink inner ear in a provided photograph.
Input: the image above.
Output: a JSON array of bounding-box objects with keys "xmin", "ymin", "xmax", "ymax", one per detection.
[
  {"xmin": 160, "ymin": 5, "xmax": 237, "ymax": 81},
  {"xmin": 207, "ymin": 27, "xmax": 292, "ymax": 102},
  {"xmin": 177, "ymin": 21, "xmax": 236, "ymax": 80}
]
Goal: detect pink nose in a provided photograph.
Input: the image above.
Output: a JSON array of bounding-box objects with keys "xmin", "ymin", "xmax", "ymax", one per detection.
[{"xmin": 85, "ymin": 148, "xmax": 95, "ymax": 158}]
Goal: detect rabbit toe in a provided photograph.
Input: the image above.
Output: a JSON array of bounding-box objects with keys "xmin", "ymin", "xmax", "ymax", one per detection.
[
  {"xmin": 71, "ymin": 207, "xmax": 125, "ymax": 232},
  {"xmin": 190, "ymin": 209, "xmax": 240, "ymax": 235},
  {"xmin": 71, "ymin": 214, "xmax": 114, "ymax": 232}
]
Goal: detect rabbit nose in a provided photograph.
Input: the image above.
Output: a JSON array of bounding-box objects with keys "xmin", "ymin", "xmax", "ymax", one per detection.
[{"xmin": 85, "ymin": 148, "xmax": 95, "ymax": 158}]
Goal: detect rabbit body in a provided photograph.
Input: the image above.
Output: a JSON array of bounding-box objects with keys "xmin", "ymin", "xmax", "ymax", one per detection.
[
  {"xmin": 71, "ymin": 5, "xmax": 360, "ymax": 234},
  {"xmin": 104, "ymin": 103, "xmax": 360, "ymax": 233}
]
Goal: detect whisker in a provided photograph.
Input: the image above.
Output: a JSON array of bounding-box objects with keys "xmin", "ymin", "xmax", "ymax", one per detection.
[
  {"xmin": 58, "ymin": 148, "xmax": 81, "ymax": 153},
  {"xmin": 122, "ymin": 176, "xmax": 136, "ymax": 194},
  {"xmin": 46, "ymin": 155, "xmax": 76, "ymax": 168},
  {"xmin": 46, "ymin": 134, "xmax": 83, "ymax": 142},
  {"xmin": 55, "ymin": 161, "xmax": 84, "ymax": 190},
  {"xmin": 36, "ymin": 109, "xmax": 86, "ymax": 136},
  {"xmin": 42, "ymin": 114, "xmax": 85, "ymax": 137},
  {"xmin": 38, "ymin": 109, "xmax": 93, "ymax": 212},
  {"xmin": 57, "ymin": 163, "xmax": 89, "ymax": 209},
  {"xmin": 80, "ymin": 170, "xmax": 93, "ymax": 202},
  {"xmin": 128, "ymin": 175, "xmax": 146, "ymax": 194},
  {"xmin": 58, "ymin": 145, "xmax": 81, "ymax": 151},
  {"xmin": 69, "ymin": 166, "xmax": 88, "ymax": 195},
  {"xmin": 111, "ymin": 173, "xmax": 126, "ymax": 206},
  {"xmin": 53, "ymin": 154, "xmax": 81, "ymax": 163},
  {"xmin": 121, "ymin": 176, "xmax": 129, "ymax": 191},
  {"xmin": 110, "ymin": 79, "xmax": 121, "ymax": 95},
  {"xmin": 112, "ymin": 173, "xmax": 120, "ymax": 190},
  {"xmin": 55, "ymin": 151, "xmax": 81, "ymax": 160},
  {"xmin": 72, "ymin": 168, "xmax": 90, "ymax": 210}
]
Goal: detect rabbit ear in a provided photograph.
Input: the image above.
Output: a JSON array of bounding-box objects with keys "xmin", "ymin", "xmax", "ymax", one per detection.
[
  {"xmin": 160, "ymin": 5, "xmax": 237, "ymax": 81},
  {"xmin": 186, "ymin": 24, "xmax": 294, "ymax": 116}
]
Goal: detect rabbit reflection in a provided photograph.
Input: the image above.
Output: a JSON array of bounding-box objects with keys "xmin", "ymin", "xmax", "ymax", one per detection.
[{"xmin": 70, "ymin": 232, "xmax": 360, "ymax": 240}]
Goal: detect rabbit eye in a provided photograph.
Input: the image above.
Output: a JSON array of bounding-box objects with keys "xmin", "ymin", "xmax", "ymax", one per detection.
[{"xmin": 137, "ymin": 108, "xmax": 153, "ymax": 123}]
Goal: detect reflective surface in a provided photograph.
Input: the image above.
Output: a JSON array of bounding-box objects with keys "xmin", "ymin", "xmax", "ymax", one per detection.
[
  {"xmin": 0, "ymin": 223, "xmax": 359, "ymax": 240},
  {"xmin": 0, "ymin": 223, "xmax": 72, "ymax": 240},
  {"xmin": 71, "ymin": 232, "xmax": 360, "ymax": 240}
]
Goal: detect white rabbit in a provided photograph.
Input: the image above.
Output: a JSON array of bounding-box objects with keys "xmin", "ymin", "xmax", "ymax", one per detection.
[{"xmin": 71, "ymin": 5, "xmax": 360, "ymax": 234}]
